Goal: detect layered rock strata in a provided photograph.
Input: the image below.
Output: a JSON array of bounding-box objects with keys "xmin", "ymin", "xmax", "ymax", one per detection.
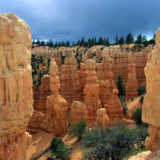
[
  {"xmin": 33, "ymin": 75, "xmax": 51, "ymax": 114},
  {"xmin": 45, "ymin": 59, "xmax": 68, "ymax": 136},
  {"xmin": 70, "ymin": 101, "xmax": 87, "ymax": 125},
  {"xmin": 126, "ymin": 53, "xmax": 138, "ymax": 100},
  {"xmin": 0, "ymin": 13, "xmax": 33, "ymax": 160},
  {"xmin": 104, "ymin": 89, "xmax": 124, "ymax": 121},
  {"xmin": 142, "ymin": 28, "xmax": 160, "ymax": 152},
  {"xmin": 60, "ymin": 55, "xmax": 82, "ymax": 106},
  {"xmin": 84, "ymin": 59, "xmax": 101, "ymax": 127}
]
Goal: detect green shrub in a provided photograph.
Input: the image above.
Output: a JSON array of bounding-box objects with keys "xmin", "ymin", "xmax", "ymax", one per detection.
[
  {"xmin": 50, "ymin": 138, "xmax": 71, "ymax": 160},
  {"xmin": 122, "ymin": 103, "xmax": 128, "ymax": 115},
  {"xmin": 140, "ymin": 95, "xmax": 144, "ymax": 103},
  {"xmin": 117, "ymin": 75, "xmax": 126, "ymax": 97},
  {"xmin": 83, "ymin": 123, "xmax": 137, "ymax": 160},
  {"xmin": 132, "ymin": 108, "xmax": 142, "ymax": 125},
  {"xmin": 134, "ymin": 126, "xmax": 148, "ymax": 149},
  {"xmin": 68, "ymin": 121, "xmax": 87, "ymax": 140},
  {"xmin": 137, "ymin": 86, "xmax": 146, "ymax": 96}
]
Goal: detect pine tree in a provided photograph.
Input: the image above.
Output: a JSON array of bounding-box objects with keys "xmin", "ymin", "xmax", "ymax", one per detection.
[
  {"xmin": 119, "ymin": 37, "xmax": 124, "ymax": 44},
  {"xmin": 135, "ymin": 34, "xmax": 142, "ymax": 44},
  {"xmin": 115, "ymin": 35, "xmax": 119, "ymax": 45},
  {"xmin": 117, "ymin": 75, "xmax": 126, "ymax": 97},
  {"xmin": 105, "ymin": 38, "xmax": 110, "ymax": 46},
  {"xmin": 126, "ymin": 33, "xmax": 134, "ymax": 44}
]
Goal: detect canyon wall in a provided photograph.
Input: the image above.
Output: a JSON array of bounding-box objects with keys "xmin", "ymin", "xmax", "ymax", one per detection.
[
  {"xmin": 60, "ymin": 55, "xmax": 82, "ymax": 106},
  {"xmin": 142, "ymin": 27, "xmax": 160, "ymax": 152},
  {"xmin": 0, "ymin": 13, "xmax": 33, "ymax": 160}
]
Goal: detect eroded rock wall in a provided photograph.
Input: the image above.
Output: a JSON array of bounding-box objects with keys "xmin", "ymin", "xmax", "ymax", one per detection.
[
  {"xmin": 60, "ymin": 55, "xmax": 82, "ymax": 106},
  {"xmin": 0, "ymin": 13, "xmax": 33, "ymax": 160},
  {"xmin": 142, "ymin": 28, "xmax": 160, "ymax": 152},
  {"xmin": 84, "ymin": 59, "xmax": 101, "ymax": 127}
]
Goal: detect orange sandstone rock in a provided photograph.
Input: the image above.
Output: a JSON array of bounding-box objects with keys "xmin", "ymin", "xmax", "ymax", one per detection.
[
  {"xmin": 60, "ymin": 55, "xmax": 82, "ymax": 106},
  {"xmin": 142, "ymin": 27, "xmax": 160, "ymax": 152},
  {"xmin": 45, "ymin": 59, "xmax": 69, "ymax": 136},
  {"xmin": 0, "ymin": 13, "xmax": 33, "ymax": 160},
  {"xmin": 104, "ymin": 89, "xmax": 124, "ymax": 121},
  {"xmin": 33, "ymin": 75, "xmax": 51, "ymax": 114},
  {"xmin": 126, "ymin": 53, "xmax": 138, "ymax": 100},
  {"xmin": 84, "ymin": 59, "xmax": 101, "ymax": 127},
  {"xmin": 95, "ymin": 108, "xmax": 109, "ymax": 130},
  {"xmin": 70, "ymin": 101, "xmax": 87, "ymax": 125}
]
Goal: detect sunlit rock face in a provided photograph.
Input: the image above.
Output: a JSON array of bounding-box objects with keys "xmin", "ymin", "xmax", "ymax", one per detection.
[
  {"xmin": 70, "ymin": 101, "xmax": 87, "ymax": 126},
  {"xmin": 95, "ymin": 108, "xmax": 109, "ymax": 130},
  {"xmin": 84, "ymin": 59, "xmax": 101, "ymax": 127},
  {"xmin": 0, "ymin": 13, "xmax": 33, "ymax": 160},
  {"xmin": 60, "ymin": 55, "xmax": 82, "ymax": 106},
  {"xmin": 126, "ymin": 52, "xmax": 138, "ymax": 100},
  {"xmin": 45, "ymin": 59, "xmax": 68, "ymax": 136},
  {"xmin": 33, "ymin": 75, "xmax": 51, "ymax": 114},
  {"xmin": 142, "ymin": 27, "xmax": 160, "ymax": 152}
]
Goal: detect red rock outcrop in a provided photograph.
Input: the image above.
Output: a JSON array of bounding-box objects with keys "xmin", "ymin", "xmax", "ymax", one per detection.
[
  {"xmin": 84, "ymin": 59, "xmax": 101, "ymax": 127},
  {"xmin": 104, "ymin": 89, "xmax": 124, "ymax": 121},
  {"xmin": 98, "ymin": 80, "xmax": 111, "ymax": 107},
  {"xmin": 60, "ymin": 55, "xmax": 82, "ymax": 106},
  {"xmin": 45, "ymin": 59, "xmax": 68, "ymax": 136},
  {"xmin": 126, "ymin": 53, "xmax": 138, "ymax": 100},
  {"xmin": 33, "ymin": 75, "xmax": 51, "ymax": 114},
  {"xmin": 142, "ymin": 27, "xmax": 160, "ymax": 152},
  {"xmin": 95, "ymin": 108, "xmax": 109, "ymax": 130},
  {"xmin": 70, "ymin": 101, "xmax": 87, "ymax": 125},
  {"xmin": 0, "ymin": 13, "xmax": 33, "ymax": 160}
]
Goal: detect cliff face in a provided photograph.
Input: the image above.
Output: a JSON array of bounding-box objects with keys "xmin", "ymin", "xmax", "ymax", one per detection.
[
  {"xmin": 109, "ymin": 47, "xmax": 150, "ymax": 87},
  {"xmin": 0, "ymin": 13, "xmax": 33, "ymax": 160},
  {"xmin": 33, "ymin": 75, "xmax": 51, "ymax": 114},
  {"xmin": 142, "ymin": 28, "xmax": 160, "ymax": 152},
  {"xmin": 60, "ymin": 55, "xmax": 82, "ymax": 106},
  {"xmin": 126, "ymin": 53, "xmax": 138, "ymax": 100}
]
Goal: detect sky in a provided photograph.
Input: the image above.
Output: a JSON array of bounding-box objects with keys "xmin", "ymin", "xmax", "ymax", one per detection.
[{"xmin": 0, "ymin": 0, "xmax": 160, "ymax": 42}]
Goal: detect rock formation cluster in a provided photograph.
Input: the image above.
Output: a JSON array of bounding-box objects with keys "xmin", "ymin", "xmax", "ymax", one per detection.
[
  {"xmin": 142, "ymin": 27, "xmax": 160, "ymax": 152},
  {"xmin": 0, "ymin": 13, "xmax": 33, "ymax": 160}
]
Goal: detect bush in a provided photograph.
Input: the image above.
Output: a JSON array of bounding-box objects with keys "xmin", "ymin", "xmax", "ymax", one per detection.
[
  {"xmin": 83, "ymin": 123, "xmax": 137, "ymax": 160},
  {"xmin": 140, "ymin": 95, "xmax": 144, "ymax": 103},
  {"xmin": 50, "ymin": 138, "xmax": 71, "ymax": 160},
  {"xmin": 134, "ymin": 126, "xmax": 148, "ymax": 149},
  {"xmin": 117, "ymin": 75, "xmax": 126, "ymax": 97},
  {"xmin": 132, "ymin": 108, "xmax": 142, "ymax": 125},
  {"xmin": 122, "ymin": 103, "xmax": 128, "ymax": 115},
  {"xmin": 68, "ymin": 121, "xmax": 87, "ymax": 140},
  {"xmin": 137, "ymin": 86, "xmax": 146, "ymax": 96}
]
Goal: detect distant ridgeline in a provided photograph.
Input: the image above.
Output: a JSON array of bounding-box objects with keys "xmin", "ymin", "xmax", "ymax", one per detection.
[{"xmin": 32, "ymin": 33, "xmax": 155, "ymax": 48}]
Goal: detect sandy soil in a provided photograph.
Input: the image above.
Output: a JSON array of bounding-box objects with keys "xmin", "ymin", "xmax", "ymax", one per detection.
[
  {"xmin": 127, "ymin": 151, "xmax": 151, "ymax": 160},
  {"xmin": 26, "ymin": 130, "xmax": 54, "ymax": 160}
]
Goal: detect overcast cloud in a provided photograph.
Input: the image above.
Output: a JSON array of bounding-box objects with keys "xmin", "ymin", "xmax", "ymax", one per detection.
[{"xmin": 0, "ymin": 0, "xmax": 160, "ymax": 42}]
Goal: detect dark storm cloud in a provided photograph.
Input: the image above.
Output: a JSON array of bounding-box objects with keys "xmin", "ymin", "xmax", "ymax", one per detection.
[{"xmin": 0, "ymin": 0, "xmax": 160, "ymax": 42}]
